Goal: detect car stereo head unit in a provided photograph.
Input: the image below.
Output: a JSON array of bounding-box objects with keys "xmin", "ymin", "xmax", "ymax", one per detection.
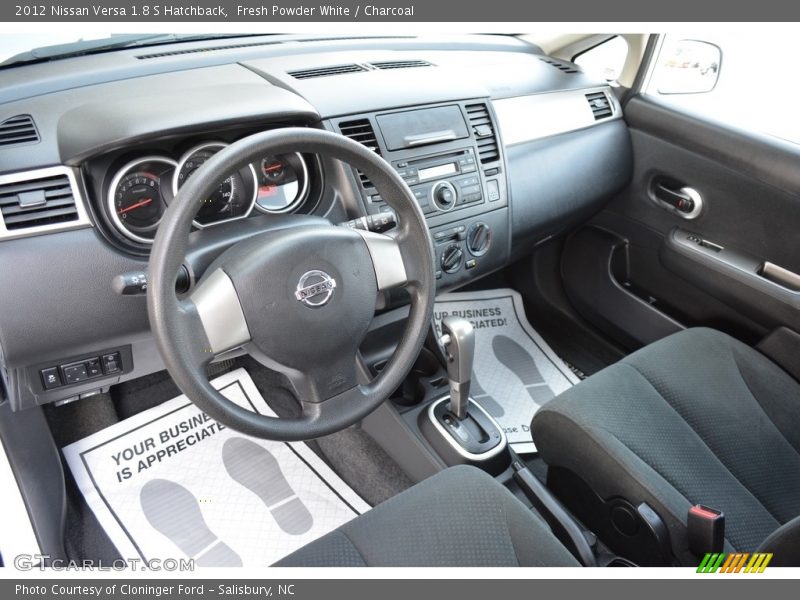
[
  {"xmin": 332, "ymin": 100, "xmax": 507, "ymax": 225},
  {"xmin": 364, "ymin": 148, "xmax": 487, "ymax": 216},
  {"xmin": 331, "ymin": 100, "xmax": 510, "ymax": 291}
]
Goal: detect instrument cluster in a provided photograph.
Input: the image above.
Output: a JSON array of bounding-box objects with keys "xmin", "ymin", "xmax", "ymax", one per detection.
[{"xmin": 106, "ymin": 140, "xmax": 313, "ymax": 245}]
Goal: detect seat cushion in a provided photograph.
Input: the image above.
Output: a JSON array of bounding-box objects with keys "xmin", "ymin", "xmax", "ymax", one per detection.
[
  {"xmin": 274, "ymin": 465, "xmax": 579, "ymax": 567},
  {"xmin": 532, "ymin": 327, "xmax": 800, "ymax": 564}
]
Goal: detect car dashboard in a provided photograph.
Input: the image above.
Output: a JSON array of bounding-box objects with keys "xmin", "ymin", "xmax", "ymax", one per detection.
[{"xmin": 0, "ymin": 34, "xmax": 632, "ymax": 411}]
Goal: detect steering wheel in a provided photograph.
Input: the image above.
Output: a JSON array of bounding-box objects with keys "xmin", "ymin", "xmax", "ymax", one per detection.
[{"xmin": 147, "ymin": 128, "xmax": 435, "ymax": 441}]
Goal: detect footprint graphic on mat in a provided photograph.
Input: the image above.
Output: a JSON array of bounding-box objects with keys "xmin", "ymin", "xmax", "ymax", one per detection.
[
  {"xmin": 492, "ymin": 335, "xmax": 555, "ymax": 405},
  {"xmin": 223, "ymin": 437, "xmax": 313, "ymax": 535},
  {"xmin": 139, "ymin": 479, "xmax": 242, "ymax": 567},
  {"xmin": 472, "ymin": 375, "xmax": 505, "ymax": 418}
]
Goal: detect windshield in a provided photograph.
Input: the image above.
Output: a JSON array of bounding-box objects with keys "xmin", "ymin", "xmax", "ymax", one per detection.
[
  {"xmin": 1, "ymin": 33, "xmax": 112, "ymax": 63},
  {"xmin": 0, "ymin": 33, "xmax": 266, "ymax": 68}
]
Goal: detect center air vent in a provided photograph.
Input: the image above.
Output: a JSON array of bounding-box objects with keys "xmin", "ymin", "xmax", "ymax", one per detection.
[
  {"xmin": 0, "ymin": 171, "xmax": 79, "ymax": 232},
  {"xmin": 585, "ymin": 91, "xmax": 614, "ymax": 120},
  {"xmin": 338, "ymin": 118, "xmax": 381, "ymax": 190},
  {"xmin": 369, "ymin": 59, "xmax": 432, "ymax": 70},
  {"xmin": 465, "ymin": 103, "xmax": 500, "ymax": 164},
  {"xmin": 0, "ymin": 115, "xmax": 39, "ymax": 147},
  {"xmin": 539, "ymin": 57, "xmax": 580, "ymax": 74},
  {"xmin": 288, "ymin": 64, "xmax": 367, "ymax": 80}
]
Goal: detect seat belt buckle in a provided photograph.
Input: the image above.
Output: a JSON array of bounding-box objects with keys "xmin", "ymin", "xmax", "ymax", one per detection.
[{"xmin": 688, "ymin": 504, "xmax": 725, "ymax": 556}]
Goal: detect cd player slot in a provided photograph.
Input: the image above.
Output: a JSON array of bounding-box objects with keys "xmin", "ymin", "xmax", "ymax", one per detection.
[{"xmin": 394, "ymin": 149, "xmax": 477, "ymax": 187}]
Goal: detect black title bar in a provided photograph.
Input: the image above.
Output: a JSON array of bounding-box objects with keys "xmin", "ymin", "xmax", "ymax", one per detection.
[{"xmin": 4, "ymin": 0, "xmax": 800, "ymax": 21}]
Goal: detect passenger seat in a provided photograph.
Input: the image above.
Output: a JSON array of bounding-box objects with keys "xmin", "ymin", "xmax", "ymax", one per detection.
[{"xmin": 532, "ymin": 328, "xmax": 800, "ymax": 566}]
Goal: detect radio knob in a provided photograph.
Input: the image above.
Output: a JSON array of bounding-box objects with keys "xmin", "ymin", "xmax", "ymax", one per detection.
[
  {"xmin": 431, "ymin": 181, "xmax": 457, "ymax": 211},
  {"xmin": 467, "ymin": 222, "xmax": 492, "ymax": 257},
  {"xmin": 441, "ymin": 243, "xmax": 464, "ymax": 274}
]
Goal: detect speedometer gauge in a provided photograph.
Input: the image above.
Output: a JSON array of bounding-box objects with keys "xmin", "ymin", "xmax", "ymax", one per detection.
[
  {"xmin": 254, "ymin": 153, "xmax": 309, "ymax": 214},
  {"xmin": 173, "ymin": 142, "xmax": 257, "ymax": 228},
  {"xmin": 107, "ymin": 157, "xmax": 176, "ymax": 244}
]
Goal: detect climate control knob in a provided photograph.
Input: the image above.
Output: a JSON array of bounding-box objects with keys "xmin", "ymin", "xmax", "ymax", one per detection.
[
  {"xmin": 441, "ymin": 243, "xmax": 465, "ymax": 274},
  {"xmin": 467, "ymin": 222, "xmax": 492, "ymax": 256},
  {"xmin": 431, "ymin": 181, "xmax": 457, "ymax": 212}
]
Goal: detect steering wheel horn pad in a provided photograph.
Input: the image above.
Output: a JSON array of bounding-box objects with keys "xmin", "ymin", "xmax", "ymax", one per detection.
[
  {"xmin": 208, "ymin": 225, "xmax": 378, "ymax": 403},
  {"xmin": 147, "ymin": 128, "xmax": 435, "ymax": 441}
]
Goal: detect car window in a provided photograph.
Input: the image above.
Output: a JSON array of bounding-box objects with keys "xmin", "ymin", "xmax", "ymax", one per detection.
[
  {"xmin": 646, "ymin": 33, "xmax": 800, "ymax": 145},
  {"xmin": 574, "ymin": 36, "xmax": 628, "ymax": 82}
]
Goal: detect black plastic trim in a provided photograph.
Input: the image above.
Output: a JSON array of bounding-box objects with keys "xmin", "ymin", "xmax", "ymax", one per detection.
[
  {"xmin": 0, "ymin": 403, "xmax": 67, "ymax": 561},
  {"xmin": 562, "ymin": 226, "xmax": 684, "ymax": 349}
]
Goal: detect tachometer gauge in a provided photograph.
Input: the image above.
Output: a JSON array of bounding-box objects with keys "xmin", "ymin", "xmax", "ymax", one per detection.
[
  {"xmin": 107, "ymin": 157, "xmax": 176, "ymax": 244},
  {"xmin": 173, "ymin": 142, "xmax": 257, "ymax": 228},
  {"xmin": 254, "ymin": 153, "xmax": 309, "ymax": 214}
]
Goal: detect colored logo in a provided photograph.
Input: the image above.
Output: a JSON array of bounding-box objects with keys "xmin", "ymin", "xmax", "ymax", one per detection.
[{"xmin": 697, "ymin": 552, "xmax": 773, "ymax": 573}]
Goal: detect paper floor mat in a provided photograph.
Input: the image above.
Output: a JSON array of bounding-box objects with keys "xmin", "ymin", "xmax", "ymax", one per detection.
[
  {"xmin": 63, "ymin": 368, "xmax": 369, "ymax": 567},
  {"xmin": 434, "ymin": 289, "xmax": 579, "ymax": 453}
]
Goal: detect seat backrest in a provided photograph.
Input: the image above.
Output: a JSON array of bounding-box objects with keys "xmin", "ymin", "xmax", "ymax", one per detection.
[{"xmin": 758, "ymin": 515, "xmax": 800, "ymax": 567}]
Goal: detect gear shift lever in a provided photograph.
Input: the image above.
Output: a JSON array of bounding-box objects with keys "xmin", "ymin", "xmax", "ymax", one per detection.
[
  {"xmin": 440, "ymin": 317, "xmax": 475, "ymax": 420},
  {"xmin": 423, "ymin": 316, "xmax": 507, "ymax": 470}
]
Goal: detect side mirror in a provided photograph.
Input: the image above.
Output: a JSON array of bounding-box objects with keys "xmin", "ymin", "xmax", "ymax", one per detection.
[{"xmin": 655, "ymin": 39, "xmax": 721, "ymax": 94}]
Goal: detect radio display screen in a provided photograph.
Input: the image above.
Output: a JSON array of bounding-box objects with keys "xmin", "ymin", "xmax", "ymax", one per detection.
[{"xmin": 418, "ymin": 162, "xmax": 458, "ymax": 181}]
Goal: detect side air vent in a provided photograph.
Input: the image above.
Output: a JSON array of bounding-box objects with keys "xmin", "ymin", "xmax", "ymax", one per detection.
[
  {"xmin": 288, "ymin": 64, "xmax": 367, "ymax": 80},
  {"xmin": 370, "ymin": 59, "xmax": 432, "ymax": 70},
  {"xmin": 539, "ymin": 57, "xmax": 580, "ymax": 74},
  {"xmin": 585, "ymin": 91, "xmax": 614, "ymax": 120},
  {"xmin": 338, "ymin": 118, "xmax": 380, "ymax": 189},
  {"xmin": 0, "ymin": 115, "xmax": 39, "ymax": 147},
  {"xmin": 0, "ymin": 169, "xmax": 85, "ymax": 236},
  {"xmin": 465, "ymin": 103, "xmax": 500, "ymax": 164}
]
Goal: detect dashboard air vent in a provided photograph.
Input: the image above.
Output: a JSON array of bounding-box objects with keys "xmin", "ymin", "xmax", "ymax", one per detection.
[
  {"xmin": 0, "ymin": 173, "xmax": 78, "ymax": 231},
  {"xmin": 338, "ymin": 118, "xmax": 380, "ymax": 190},
  {"xmin": 585, "ymin": 91, "xmax": 613, "ymax": 120},
  {"xmin": 0, "ymin": 115, "xmax": 39, "ymax": 147},
  {"xmin": 288, "ymin": 64, "xmax": 367, "ymax": 80},
  {"xmin": 465, "ymin": 103, "xmax": 499, "ymax": 164},
  {"xmin": 136, "ymin": 40, "xmax": 283, "ymax": 59},
  {"xmin": 539, "ymin": 57, "xmax": 580, "ymax": 74},
  {"xmin": 370, "ymin": 59, "xmax": 432, "ymax": 70}
]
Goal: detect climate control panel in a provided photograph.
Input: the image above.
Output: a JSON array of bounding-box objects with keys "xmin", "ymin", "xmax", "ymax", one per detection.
[{"xmin": 428, "ymin": 209, "xmax": 508, "ymax": 291}]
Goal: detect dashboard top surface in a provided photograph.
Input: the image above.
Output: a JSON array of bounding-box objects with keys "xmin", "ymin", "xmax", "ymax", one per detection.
[{"xmin": 0, "ymin": 34, "xmax": 605, "ymax": 171}]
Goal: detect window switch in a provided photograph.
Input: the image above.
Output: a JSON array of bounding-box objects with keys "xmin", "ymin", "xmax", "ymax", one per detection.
[
  {"xmin": 41, "ymin": 367, "xmax": 62, "ymax": 390},
  {"xmin": 101, "ymin": 352, "xmax": 122, "ymax": 374}
]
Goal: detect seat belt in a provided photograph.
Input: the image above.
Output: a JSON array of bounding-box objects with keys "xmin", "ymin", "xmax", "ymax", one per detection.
[{"xmin": 687, "ymin": 504, "xmax": 725, "ymax": 556}]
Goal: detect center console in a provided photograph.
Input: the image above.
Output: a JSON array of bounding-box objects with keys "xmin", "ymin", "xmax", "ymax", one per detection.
[{"xmin": 330, "ymin": 99, "xmax": 511, "ymax": 291}]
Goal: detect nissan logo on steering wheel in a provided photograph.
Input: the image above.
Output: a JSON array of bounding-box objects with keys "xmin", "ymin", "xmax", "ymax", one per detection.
[{"xmin": 295, "ymin": 270, "xmax": 337, "ymax": 308}]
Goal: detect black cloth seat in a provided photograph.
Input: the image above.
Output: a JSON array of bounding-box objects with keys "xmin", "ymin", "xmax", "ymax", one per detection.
[
  {"xmin": 532, "ymin": 327, "xmax": 800, "ymax": 566},
  {"xmin": 275, "ymin": 465, "xmax": 579, "ymax": 567}
]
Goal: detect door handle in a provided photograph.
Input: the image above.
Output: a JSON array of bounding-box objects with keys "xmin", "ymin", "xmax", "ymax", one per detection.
[{"xmin": 650, "ymin": 179, "xmax": 703, "ymax": 219}]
